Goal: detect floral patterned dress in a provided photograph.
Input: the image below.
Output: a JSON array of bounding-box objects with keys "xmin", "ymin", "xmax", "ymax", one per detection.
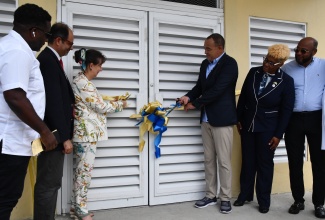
[{"xmin": 71, "ymin": 72, "xmax": 123, "ymax": 218}]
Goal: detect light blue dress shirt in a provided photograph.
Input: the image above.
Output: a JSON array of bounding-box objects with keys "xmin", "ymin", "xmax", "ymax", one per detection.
[
  {"xmin": 202, "ymin": 52, "xmax": 225, "ymax": 122},
  {"xmin": 281, "ymin": 57, "xmax": 325, "ymax": 112}
]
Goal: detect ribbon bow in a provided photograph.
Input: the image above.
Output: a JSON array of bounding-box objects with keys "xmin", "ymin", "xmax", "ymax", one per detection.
[{"xmin": 130, "ymin": 101, "xmax": 182, "ymax": 158}]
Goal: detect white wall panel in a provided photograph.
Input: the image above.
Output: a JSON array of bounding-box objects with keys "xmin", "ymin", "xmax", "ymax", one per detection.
[
  {"xmin": 249, "ymin": 17, "xmax": 306, "ymax": 67},
  {"xmin": 0, "ymin": 0, "xmax": 16, "ymax": 37}
]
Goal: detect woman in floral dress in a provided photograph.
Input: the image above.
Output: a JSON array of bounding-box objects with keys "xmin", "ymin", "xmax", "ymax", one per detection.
[{"xmin": 71, "ymin": 48, "xmax": 127, "ymax": 220}]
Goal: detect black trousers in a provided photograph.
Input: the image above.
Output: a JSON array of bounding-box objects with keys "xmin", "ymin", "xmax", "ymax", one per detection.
[
  {"xmin": 238, "ymin": 130, "xmax": 275, "ymax": 208},
  {"xmin": 34, "ymin": 150, "xmax": 65, "ymax": 220},
  {"xmin": 285, "ymin": 110, "xmax": 325, "ymax": 206},
  {"xmin": 0, "ymin": 140, "xmax": 30, "ymax": 220}
]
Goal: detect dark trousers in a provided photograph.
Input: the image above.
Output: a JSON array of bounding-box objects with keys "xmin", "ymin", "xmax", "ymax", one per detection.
[
  {"xmin": 238, "ymin": 130, "xmax": 275, "ymax": 208},
  {"xmin": 0, "ymin": 141, "xmax": 30, "ymax": 220},
  {"xmin": 285, "ymin": 110, "xmax": 325, "ymax": 206},
  {"xmin": 34, "ymin": 150, "xmax": 65, "ymax": 220}
]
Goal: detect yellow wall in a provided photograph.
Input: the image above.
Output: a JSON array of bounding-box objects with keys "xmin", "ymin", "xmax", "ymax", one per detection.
[
  {"xmin": 225, "ymin": 0, "xmax": 325, "ymax": 196},
  {"xmin": 10, "ymin": 2, "xmax": 57, "ymax": 220}
]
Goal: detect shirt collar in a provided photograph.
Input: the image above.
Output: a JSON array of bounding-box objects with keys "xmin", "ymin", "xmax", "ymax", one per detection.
[
  {"xmin": 264, "ymin": 72, "xmax": 275, "ymax": 77},
  {"xmin": 47, "ymin": 46, "xmax": 61, "ymax": 61},
  {"xmin": 209, "ymin": 52, "xmax": 225, "ymax": 65}
]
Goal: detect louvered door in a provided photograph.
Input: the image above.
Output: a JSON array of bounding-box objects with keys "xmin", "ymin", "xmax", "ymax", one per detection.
[
  {"xmin": 61, "ymin": 0, "xmax": 224, "ymax": 211},
  {"xmin": 148, "ymin": 12, "xmax": 222, "ymax": 205},
  {"xmin": 61, "ymin": 2, "xmax": 149, "ymax": 212}
]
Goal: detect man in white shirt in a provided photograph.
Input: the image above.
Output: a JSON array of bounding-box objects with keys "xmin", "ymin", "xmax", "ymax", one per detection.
[{"xmin": 0, "ymin": 4, "xmax": 57, "ymax": 220}]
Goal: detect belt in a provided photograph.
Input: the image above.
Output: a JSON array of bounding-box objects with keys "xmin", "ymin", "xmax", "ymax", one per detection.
[{"xmin": 293, "ymin": 110, "xmax": 322, "ymax": 115}]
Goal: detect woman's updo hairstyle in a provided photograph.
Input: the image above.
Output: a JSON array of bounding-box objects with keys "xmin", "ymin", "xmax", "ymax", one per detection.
[
  {"xmin": 74, "ymin": 48, "xmax": 106, "ymax": 71},
  {"xmin": 268, "ymin": 44, "xmax": 290, "ymax": 63}
]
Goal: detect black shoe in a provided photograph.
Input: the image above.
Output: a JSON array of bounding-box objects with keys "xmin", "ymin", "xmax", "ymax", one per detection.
[
  {"xmin": 259, "ymin": 206, "xmax": 269, "ymax": 214},
  {"xmin": 234, "ymin": 199, "xmax": 245, "ymax": 206},
  {"xmin": 233, "ymin": 199, "xmax": 252, "ymax": 206},
  {"xmin": 288, "ymin": 202, "xmax": 305, "ymax": 214},
  {"xmin": 233, "ymin": 200, "xmax": 245, "ymax": 206},
  {"xmin": 315, "ymin": 205, "xmax": 325, "ymax": 218},
  {"xmin": 194, "ymin": 197, "xmax": 217, "ymax": 208},
  {"xmin": 220, "ymin": 201, "xmax": 232, "ymax": 214}
]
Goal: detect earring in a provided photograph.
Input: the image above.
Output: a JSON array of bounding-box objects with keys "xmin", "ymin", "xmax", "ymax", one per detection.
[{"xmin": 32, "ymin": 32, "xmax": 35, "ymax": 37}]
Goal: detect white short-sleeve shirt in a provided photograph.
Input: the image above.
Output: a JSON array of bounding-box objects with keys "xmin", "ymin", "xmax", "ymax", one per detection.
[{"xmin": 0, "ymin": 30, "xmax": 45, "ymax": 156}]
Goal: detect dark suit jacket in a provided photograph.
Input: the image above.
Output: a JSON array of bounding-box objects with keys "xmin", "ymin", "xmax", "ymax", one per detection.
[
  {"xmin": 38, "ymin": 47, "xmax": 75, "ymax": 150},
  {"xmin": 237, "ymin": 66, "xmax": 295, "ymax": 139},
  {"xmin": 186, "ymin": 53, "xmax": 238, "ymax": 127}
]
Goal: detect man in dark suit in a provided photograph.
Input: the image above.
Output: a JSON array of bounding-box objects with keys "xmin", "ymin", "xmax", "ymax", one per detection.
[
  {"xmin": 34, "ymin": 22, "xmax": 75, "ymax": 220},
  {"xmin": 179, "ymin": 33, "xmax": 238, "ymax": 214}
]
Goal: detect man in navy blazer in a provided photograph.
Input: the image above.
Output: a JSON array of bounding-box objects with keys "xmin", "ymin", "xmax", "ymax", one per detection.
[
  {"xmin": 34, "ymin": 22, "xmax": 75, "ymax": 220},
  {"xmin": 179, "ymin": 33, "xmax": 238, "ymax": 214}
]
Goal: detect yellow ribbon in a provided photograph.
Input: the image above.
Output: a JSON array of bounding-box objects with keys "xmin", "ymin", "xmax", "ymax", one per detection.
[
  {"xmin": 102, "ymin": 92, "xmax": 131, "ymax": 101},
  {"xmin": 130, "ymin": 101, "xmax": 169, "ymax": 152}
]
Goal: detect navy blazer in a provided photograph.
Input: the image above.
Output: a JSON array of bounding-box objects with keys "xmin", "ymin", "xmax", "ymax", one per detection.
[
  {"xmin": 38, "ymin": 47, "xmax": 75, "ymax": 150},
  {"xmin": 186, "ymin": 53, "xmax": 238, "ymax": 127},
  {"xmin": 237, "ymin": 66, "xmax": 295, "ymax": 139}
]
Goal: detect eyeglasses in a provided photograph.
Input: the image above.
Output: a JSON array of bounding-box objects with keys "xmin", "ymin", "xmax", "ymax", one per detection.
[
  {"xmin": 52, "ymin": 35, "xmax": 74, "ymax": 47},
  {"xmin": 31, "ymin": 27, "xmax": 52, "ymax": 38},
  {"xmin": 263, "ymin": 56, "xmax": 281, "ymax": 67},
  {"xmin": 63, "ymin": 39, "xmax": 74, "ymax": 47},
  {"xmin": 294, "ymin": 47, "xmax": 309, "ymax": 54}
]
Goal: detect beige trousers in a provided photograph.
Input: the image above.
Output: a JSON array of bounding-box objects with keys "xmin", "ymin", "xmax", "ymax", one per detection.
[{"xmin": 201, "ymin": 122, "xmax": 233, "ymax": 201}]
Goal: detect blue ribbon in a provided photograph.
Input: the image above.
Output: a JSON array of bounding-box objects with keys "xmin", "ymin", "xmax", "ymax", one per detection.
[
  {"xmin": 135, "ymin": 109, "xmax": 146, "ymax": 126},
  {"xmin": 134, "ymin": 103, "xmax": 181, "ymax": 158},
  {"xmin": 147, "ymin": 108, "xmax": 167, "ymax": 158},
  {"xmin": 166, "ymin": 102, "xmax": 182, "ymax": 116}
]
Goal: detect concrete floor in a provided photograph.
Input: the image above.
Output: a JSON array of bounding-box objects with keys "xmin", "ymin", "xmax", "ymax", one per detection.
[{"xmin": 55, "ymin": 191, "xmax": 318, "ymax": 220}]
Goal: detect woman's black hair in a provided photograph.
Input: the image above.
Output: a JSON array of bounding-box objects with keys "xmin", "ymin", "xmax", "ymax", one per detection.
[{"xmin": 74, "ymin": 48, "xmax": 106, "ymax": 70}]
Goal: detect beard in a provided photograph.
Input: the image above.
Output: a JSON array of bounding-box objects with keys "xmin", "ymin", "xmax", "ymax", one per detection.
[{"xmin": 295, "ymin": 53, "xmax": 313, "ymax": 66}]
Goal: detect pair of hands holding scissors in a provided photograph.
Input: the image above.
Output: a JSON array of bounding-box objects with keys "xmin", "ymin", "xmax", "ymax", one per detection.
[{"xmin": 176, "ymin": 96, "xmax": 195, "ymax": 112}]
